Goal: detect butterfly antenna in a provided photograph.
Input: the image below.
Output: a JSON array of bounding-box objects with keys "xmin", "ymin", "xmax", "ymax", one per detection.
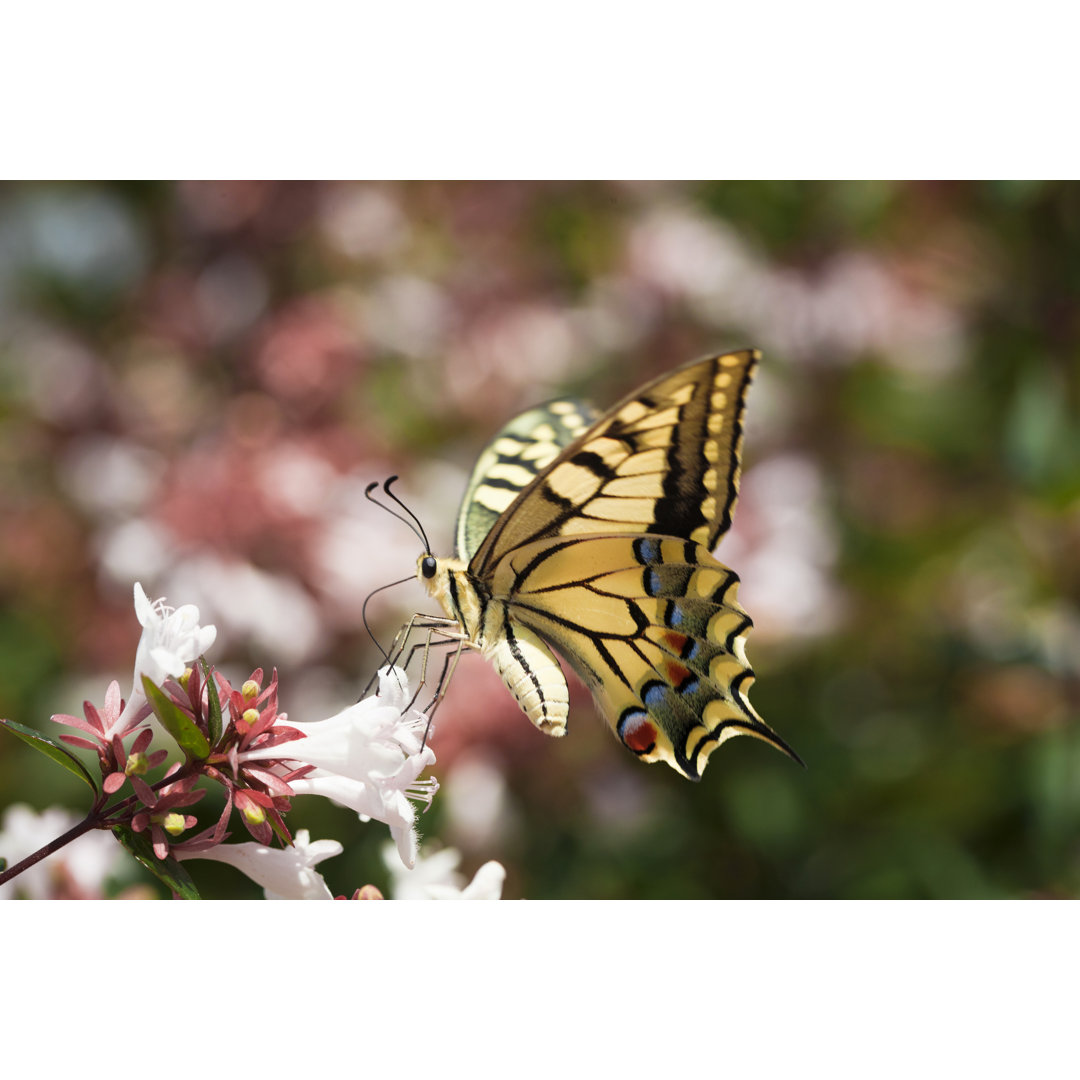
[
  {"xmin": 381, "ymin": 475, "xmax": 433, "ymax": 554},
  {"xmin": 365, "ymin": 476, "xmax": 433, "ymax": 554}
]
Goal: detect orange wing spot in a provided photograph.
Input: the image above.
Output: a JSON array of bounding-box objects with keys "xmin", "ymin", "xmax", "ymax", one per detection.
[
  {"xmin": 661, "ymin": 631, "xmax": 689, "ymax": 655},
  {"xmin": 662, "ymin": 660, "xmax": 691, "ymax": 685},
  {"xmin": 622, "ymin": 718, "xmax": 658, "ymax": 753}
]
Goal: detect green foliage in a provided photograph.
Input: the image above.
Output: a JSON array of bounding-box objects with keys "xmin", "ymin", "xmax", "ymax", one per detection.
[
  {"xmin": 201, "ymin": 659, "xmax": 223, "ymax": 747},
  {"xmin": 142, "ymin": 676, "xmax": 210, "ymax": 761},
  {"xmin": 112, "ymin": 825, "xmax": 201, "ymax": 900},
  {"xmin": 0, "ymin": 718, "xmax": 98, "ymax": 794}
]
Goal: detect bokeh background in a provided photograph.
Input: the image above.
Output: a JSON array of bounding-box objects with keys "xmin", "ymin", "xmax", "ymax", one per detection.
[{"xmin": 1, "ymin": 180, "xmax": 1078, "ymax": 899}]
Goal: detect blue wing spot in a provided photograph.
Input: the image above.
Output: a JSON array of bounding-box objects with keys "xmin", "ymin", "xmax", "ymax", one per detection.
[
  {"xmin": 682, "ymin": 638, "xmax": 700, "ymax": 661},
  {"xmin": 665, "ymin": 601, "xmax": 684, "ymax": 628},
  {"xmin": 643, "ymin": 567, "xmax": 663, "ymax": 596},
  {"xmin": 634, "ymin": 537, "xmax": 662, "ymax": 565},
  {"xmin": 677, "ymin": 676, "xmax": 701, "ymax": 698},
  {"xmin": 643, "ymin": 681, "xmax": 667, "ymax": 709}
]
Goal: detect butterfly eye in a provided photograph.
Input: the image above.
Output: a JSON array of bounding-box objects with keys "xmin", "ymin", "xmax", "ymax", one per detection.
[{"xmin": 421, "ymin": 556, "xmax": 438, "ymax": 579}]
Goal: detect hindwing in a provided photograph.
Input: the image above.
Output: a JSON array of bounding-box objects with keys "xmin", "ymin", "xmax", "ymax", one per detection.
[
  {"xmin": 490, "ymin": 534, "xmax": 798, "ymax": 779},
  {"xmin": 455, "ymin": 399, "xmax": 599, "ymax": 561}
]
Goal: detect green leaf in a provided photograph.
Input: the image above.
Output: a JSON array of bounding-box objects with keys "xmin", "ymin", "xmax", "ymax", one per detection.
[
  {"xmin": 112, "ymin": 824, "xmax": 201, "ymax": 900},
  {"xmin": 268, "ymin": 812, "xmax": 292, "ymax": 848},
  {"xmin": 202, "ymin": 658, "xmax": 223, "ymax": 747},
  {"xmin": 142, "ymin": 675, "xmax": 211, "ymax": 760},
  {"xmin": 0, "ymin": 717, "xmax": 99, "ymax": 793}
]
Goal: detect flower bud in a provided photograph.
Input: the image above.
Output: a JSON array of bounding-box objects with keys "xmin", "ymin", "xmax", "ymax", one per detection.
[
  {"xmin": 125, "ymin": 752, "xmax": 149, "ymax": 777},
  {"xmin": 242, "ymin": 679, "xmax": 261, "ymax": 701}
]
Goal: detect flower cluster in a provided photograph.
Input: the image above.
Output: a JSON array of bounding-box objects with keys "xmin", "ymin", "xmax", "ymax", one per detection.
[
  {"xmin": 52, "ymin": 679, "xmax": 164, "ymax": 794},
  {"xmin": 0, "ymin": 582, "xmax": 505, "ymax": 901}
]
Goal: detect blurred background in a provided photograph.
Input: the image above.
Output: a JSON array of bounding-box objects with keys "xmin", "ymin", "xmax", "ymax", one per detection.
[{"xmin": 0, "ymin": 180, "xmax": 1078, "ymax": 899}]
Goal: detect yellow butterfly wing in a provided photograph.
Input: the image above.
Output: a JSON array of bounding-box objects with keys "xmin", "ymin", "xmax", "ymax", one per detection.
[
  {"xmin": 423, "ymin": 349, "xmax": 798, "ymax": 780},
  {"xmin": 470, "ymin": 350, "xmax": 760, "ymax": 578},
  {"xmin": 489, "ymin": 534, "xmax": 799, "ymax": 779}
]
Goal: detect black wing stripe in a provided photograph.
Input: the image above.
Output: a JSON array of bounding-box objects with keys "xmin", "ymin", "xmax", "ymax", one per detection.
[
  {"xmin": 712, "ymin": 354, "xmax": 756, "ymax": 546},
  {"xmin": 469, "ymin": 351, "xmax": 760, "ymax": 576}
]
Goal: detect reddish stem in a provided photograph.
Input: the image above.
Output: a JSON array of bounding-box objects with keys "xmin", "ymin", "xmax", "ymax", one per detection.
[{"xmin": 0, "ymin": 767, "xmax": 198, "ymax": 891}]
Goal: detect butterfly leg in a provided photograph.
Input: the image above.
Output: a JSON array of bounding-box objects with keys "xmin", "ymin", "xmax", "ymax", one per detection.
[
  {"xmin": 409, "ymin": 632, "xmax": 469, "ymax": 751},
  {"xmin": 402, "ymin": 628, "xmax": 468, "ymax": 715},
  {"xmin": 376, "ymin": 615, "xmax": 474, "ymax": 751},
  {"xmin": 365, "ymin": 611, "xmax": 481, "ymax": 721},
  {"xmin": 361, "ymin": 612, "xmax": 462, "ymax": 697}
]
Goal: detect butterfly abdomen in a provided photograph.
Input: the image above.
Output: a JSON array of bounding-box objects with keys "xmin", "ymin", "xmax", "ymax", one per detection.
[
  {"xmin": 419, "ymin": 554, "xmax": 570, "ymax": 737},
  {"xmin": 482, "ymin": 603, "xmax": 569, "ymax": 736}
]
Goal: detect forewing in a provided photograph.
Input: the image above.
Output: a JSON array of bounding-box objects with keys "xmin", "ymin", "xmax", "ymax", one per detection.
[
  {"xmin": 490, "ymin": 533, "xmax": 799, "ymax": 780},
  {"xmin": 455, "ymin": 399, "xmax": 599, "ymax": 561},
  {"xmin": 470, "ymin": 350, "xmax": 759, "ymax": 577}
]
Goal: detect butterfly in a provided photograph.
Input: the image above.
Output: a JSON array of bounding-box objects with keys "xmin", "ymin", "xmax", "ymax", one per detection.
[{"xmin": 413, "ymin": 349, "xmax": 800, "ymax": 780}]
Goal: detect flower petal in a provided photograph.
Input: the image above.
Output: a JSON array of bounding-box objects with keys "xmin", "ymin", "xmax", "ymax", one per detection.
[
  {"xmin": 177, "ymin": 829, "xmax": 342, "ymax": 899},
  {"xmin": 427, "ymin": 860, "xmax": 507, "ymax": 900},
  {"xmin": 124, "ymin": 583, "xmax": 218, "ymax": 728}
]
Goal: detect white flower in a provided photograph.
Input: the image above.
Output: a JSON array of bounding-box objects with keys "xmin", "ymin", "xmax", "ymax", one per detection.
[
  {"xmin": 121, "ymin": 582, "xmax": 217, "ymax": 726},
  {"xmin": 429, "ymin": 861, "xmax": 506, "ymax": 900},
  {"xmin": 0, "ymin": 804, "xmax": 124, "ymax": 900},
  {"xmin": 288, "ymin": 771, "xmax": 432, "ymax": 872},
  {"xmin": 177, "ymin": 829, "xmax": 342, "ymax": 900},
  {"xmin": 242, "ymin": 666, "xmax": 438, "ymax": 869},
  {"xmin": 384, "ymin": 843, "xmax": 506, "ymax": 900}
]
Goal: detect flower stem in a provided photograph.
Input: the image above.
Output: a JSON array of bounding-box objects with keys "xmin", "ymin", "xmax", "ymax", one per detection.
[
  {"xmin": 0, "ymin": 766, "xmax": 199, "ymax": 890},
  {"xmin": 0, "ymin": 813, "xmax": 100, "ymax": 887}
]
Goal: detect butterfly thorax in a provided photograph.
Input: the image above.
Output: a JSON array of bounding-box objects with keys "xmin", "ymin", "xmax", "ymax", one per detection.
[{"xmin": 418, "ymin": 553, "xmax": 570, "ymax": 737}]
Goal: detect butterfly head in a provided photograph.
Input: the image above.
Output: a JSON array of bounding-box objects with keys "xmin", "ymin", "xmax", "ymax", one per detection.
[
  {"xmin": 416, "ymin": 550, "xmax": 454, "ymax": 605},
  {"xmin": 415, "ymin": 551, "xmax": 479, "ymax": 634},
  {"xmin": 416, "ymin": 551, "xmax": 444, "ymax": 600},
  {"xmin": 416, "ymin": 551, "xmax": 446, "ymax": 601}
]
